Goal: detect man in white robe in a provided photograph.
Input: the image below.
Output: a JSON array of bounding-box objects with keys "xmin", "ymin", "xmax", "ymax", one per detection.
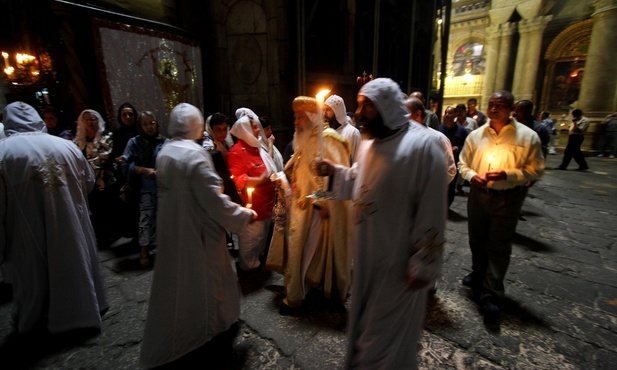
[
  {"xmin": 140, "ymin": 103, "xmax": 256, "ymax": 368},
  {"xmin": 324, "ymin": 94, "xmax": 361, "ymax": 163},
  {"xmin": 0, "ymin": 101, "xmax": 109, "ymax": 335},
  {"xmin": 317, "ymin": 78, "xmax": 448, "ymax": 369}
]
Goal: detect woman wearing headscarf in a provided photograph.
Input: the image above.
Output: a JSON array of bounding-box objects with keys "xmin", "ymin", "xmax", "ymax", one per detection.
[
  {"xmin": 140, "ymin": 103, "xmax": 255, "ymax": 369},
  {"xmin": 227, "ymin": 109, "xmax": 277, "ymax": 271},
  {"xmin": 74, "ymin": 109, "xmax": 116, "ymax": 244},
  {"xmin": 111, "ymin": 102, "xmax": 139, "ymax": 240},
  {"xmin": 0, "ymin": 101, "xmax": 108, "ymax": 336},
  {"xmin": 121, "ymin": 111, "xmax": 168, "ymax": 268}
]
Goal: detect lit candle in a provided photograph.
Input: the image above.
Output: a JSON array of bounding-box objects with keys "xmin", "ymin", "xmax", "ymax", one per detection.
[
  {"xmin": 246, "ymin": 187, "xmax": 254, "ymax": 208},
  {"xmin": 1, "ymin": 52, "xmax": 10, "ymax": 68},
  {"xmin": 316, "ymin": 89, "xmax": 330, "ymax": 160},
  {"xmin": 487, "ymin": 154, "xmax": 494, "ymax": 173}
]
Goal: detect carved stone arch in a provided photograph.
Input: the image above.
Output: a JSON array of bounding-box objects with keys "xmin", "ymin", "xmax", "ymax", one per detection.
[
  {"xmin": 541, "ymin": 19, "xmax": 593, "ymax": 112},
  {"xmin": 545, "ymin": 19, "xmax": 593, "ymax": 60}
]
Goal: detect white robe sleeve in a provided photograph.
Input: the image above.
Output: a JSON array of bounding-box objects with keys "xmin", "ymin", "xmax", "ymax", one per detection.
[
  {"xmin": 406, "ymin": 140, "xmax": 448, "ymax": 284},
  {"xmin": 328, "ymin": 163, "xmax": 357, "ymax": 200},
  {"xmin": 190, "ymin": 150, "xmax": 253, "ymax": 234}
]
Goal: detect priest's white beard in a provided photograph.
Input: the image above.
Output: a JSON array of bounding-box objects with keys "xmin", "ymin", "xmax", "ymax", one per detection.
[{"xmin": 293, "ymin": 124, "xmax": 314, "ymax": 152}]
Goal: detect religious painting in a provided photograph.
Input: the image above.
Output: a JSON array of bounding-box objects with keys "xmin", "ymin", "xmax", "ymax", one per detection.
[
  {"xmin": 93, "ymin": 19, "xmax": 203, "ymax": 134},
  {"xmin": 547, "ymin": 59, "xmax": 585, "ymax": 111}
]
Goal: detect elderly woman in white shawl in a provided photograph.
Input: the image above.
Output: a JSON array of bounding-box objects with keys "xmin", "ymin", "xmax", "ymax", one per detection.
[
  {"xmin": 73, "ymin": 109, "xmax": 114, "ymax": 191},
  {"xmin": 227, "ymin": 108, "xmax": 277, "ymax": 271},
  {"xmin": 140, "ymin": 103, "xmax": 255, "ymax": 368}
]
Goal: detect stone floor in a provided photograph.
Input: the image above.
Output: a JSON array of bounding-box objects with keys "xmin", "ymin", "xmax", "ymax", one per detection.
[{"xmin": 0, "ymin": 154, "xmax": 616, "ymax": 369}]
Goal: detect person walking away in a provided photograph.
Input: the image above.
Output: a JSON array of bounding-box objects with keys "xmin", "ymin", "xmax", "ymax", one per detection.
[
  {"xmin": 140, "ymin": 103, "xmax": 256, "ymax": 368},
  {"xmin": 0, "ymin": 101, "xmax": 108, "ymax": 337},
  {"xmin": 556, "ymin": 108, "xmax": 590, "ymax": 171}
]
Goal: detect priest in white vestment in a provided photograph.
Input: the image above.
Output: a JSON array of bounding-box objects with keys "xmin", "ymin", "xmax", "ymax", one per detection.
[
  {"xmin": 0, "ymin": 101, "xmax": 109, "ymax": 335},
  {"xmin": 317, "ymin": 78, "xmax": 448, "ymax": 369},
  {"xmin": 140, "ymin": 103, "xmax": 256, "ymax": 368},
  {"xmin": 266, "ymin": 96, "xmax": 351, "ymax": 314}
]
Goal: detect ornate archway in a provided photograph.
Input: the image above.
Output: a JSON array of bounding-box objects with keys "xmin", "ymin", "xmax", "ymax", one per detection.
[{"xmin": 541, "ymin": 19, "xmax": 593, "ymax": 113}]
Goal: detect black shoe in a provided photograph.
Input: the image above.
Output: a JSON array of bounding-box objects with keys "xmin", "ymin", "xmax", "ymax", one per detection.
[
  {"xmin": 575, "ymin": 166, "xmax": 589, "ymax": 171},
  {"xmin": 480, "ymin": 296, "xmax": 501, "ymax": 317},
  {"xmin": 462, "ymin": 273, "xmax": 478, "ymax": 289},
  {"xmin": 553, "ymin": 166, "xmax": 567, "ymax": 170},
  {"xmin": 279, "ymin": 303, "xmax": 303, "ymax": 315},
  {"xmin": 429, "ymin": 282, "xmax": 438, "ymax": 296}
]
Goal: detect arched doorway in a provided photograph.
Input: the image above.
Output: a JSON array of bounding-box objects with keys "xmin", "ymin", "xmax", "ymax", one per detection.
[{"xmin": 541, "ymin": 19, "xmax": 592, "ymax": 146}]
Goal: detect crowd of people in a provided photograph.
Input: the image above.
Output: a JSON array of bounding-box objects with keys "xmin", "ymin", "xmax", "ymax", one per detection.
[{"xmin": 13, "ymin": 75, "xmax": 616, "ymax": 368}]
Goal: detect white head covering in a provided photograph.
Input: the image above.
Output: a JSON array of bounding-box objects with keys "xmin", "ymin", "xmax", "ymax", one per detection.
[
  {"xmin": 230, "ymin": 113, "xmax": 277, "ymax": 174},
  {"xmin": 74, "ymin": 109, "xmax": 106, "ymax": 150},
  {"xmin": 324, "ymin": 95, "xmax": 347, "ymax": 125},
  {"xmin": 234, "ymin": 107, "xmax": 268, "ymax": 148},
  {"xmin": 230, "ymin": 115, "xmax": 260, "ymax": 148},
  {"xmin": 235, "ymin": 107, "xmax": 261, "ymax": 125},
  {"xmin": 3, "ymin": 101, "xmax": 46, "ymax": 136},
  {"xmin": 359, "ymin": 78, "xmax": 409, "ymax": 130},
  {"xmin": 168, "ymin": 103, "xmax": 204, "ymax": 139}
]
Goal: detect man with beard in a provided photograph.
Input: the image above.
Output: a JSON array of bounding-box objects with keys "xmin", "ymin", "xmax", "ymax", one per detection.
[
  {"xmin": 266, "ymin": 96, "xmax": 351, "ymax": 315},
  {"xmin": 317, "ymin": 78, "xmax": 448, "ymax": 369},
  {"xmin": 324, "ymin": 94, "xmax": 361, "ymax": 163}
]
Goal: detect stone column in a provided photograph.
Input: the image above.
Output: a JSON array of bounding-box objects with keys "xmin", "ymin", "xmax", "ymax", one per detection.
[
  {"xmin": 480, "ymin": 24, "xmax": 501, "ymax": 111},
  {"xmin": 493, "ymin": 22, "xmax": 516, "ymax": 92},
  {"xmin": 578, "ymin": 0, "xmax": 617, "ymax": 117},
  {"xmin": 512, "ymin": 15, "xmax": 553, "ymax": 101}
]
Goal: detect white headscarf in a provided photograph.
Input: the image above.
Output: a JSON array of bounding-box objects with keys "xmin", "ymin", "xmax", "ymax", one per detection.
[
  {"xmin": 234, "ymin": 106, "xmax": 269, "ymax": 150},
  {"xmin": 325, "ymin": 94, "xmax": 348, "ymax": 125},
  {"xmin": 74, "ymin": 109, "xmax": 106, "ymax": 150},
  {"xmin": 230, "ymin": 114, "xmax": 277, "ymax": 174},
  {"xmin": 359, "ymin": 78, "xmax": 410, "ymax": 130},
  {"xmin": 2, "ymin": 101, "xmax": 46, "ymax": 136},
  {"xmin": 168, "ymin": 103, "xmax": 204, "ymax": 140},
  {"xmin": 235, "ymin": 107, "xmax": 260, "ymax": 125}
]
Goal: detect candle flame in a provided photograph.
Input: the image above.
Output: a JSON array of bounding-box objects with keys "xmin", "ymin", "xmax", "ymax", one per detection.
[
  {"xmin": 488, "ymin": 154, "xmax": 494, "ymax": 163},
  {"xmin": 246, "ymin": 187, "xmax": 255, "ymax": 209},
  {"xmin": 316, "ymin": 89, "xmax": 330, "ymax": 103}
]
